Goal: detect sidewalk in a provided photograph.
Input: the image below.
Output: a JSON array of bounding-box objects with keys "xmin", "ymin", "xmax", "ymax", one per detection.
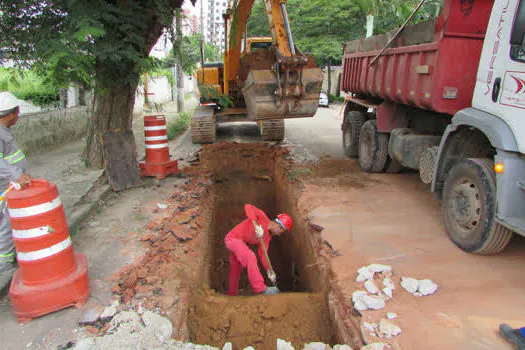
[{"xmin": 0, "ymin": 98, "xmax": 197, "ymax": 296}]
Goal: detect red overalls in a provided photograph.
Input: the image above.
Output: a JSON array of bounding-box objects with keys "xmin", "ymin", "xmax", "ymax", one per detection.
[{"xmin": 224, "ymin": 204, "xmax": 272, "ymax": 296}]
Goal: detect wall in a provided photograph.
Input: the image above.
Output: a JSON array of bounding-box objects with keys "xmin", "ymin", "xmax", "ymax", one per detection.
[
  {"xmin": 322, "ymin": 66, "xmax": 343, "ymax": 96},
  {"xmin": 14, "ymin": 106, "xmax": 90, "ymax": 155},
  {"xmin": 134, "ymin": 74, "xmax": 195, "ymax": 113}
]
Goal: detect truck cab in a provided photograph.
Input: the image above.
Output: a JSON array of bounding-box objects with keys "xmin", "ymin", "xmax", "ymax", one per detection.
[{"xmin": 340, "ymin": 0, "xmax": 525, "ymax": 254}]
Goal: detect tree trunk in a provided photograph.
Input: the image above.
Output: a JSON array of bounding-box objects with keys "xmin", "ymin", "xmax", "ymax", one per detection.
[
  {"xmin": 177, "ymin": 65, "xmax": 184, "ymax": 112},
  {"xmin": 83, "ymin": 81, "xmax": 137, "ymax": 169},
  {"xmin": 176, "ymin": 10, "xmax": 184, "ymax": 112},
  {"xmin": 327, "ymin": 58, "xmax": 332, "ymax": 96},
  {"xmin": 58, "ymin": 88, "xmax": 67, "ymax": 108}
]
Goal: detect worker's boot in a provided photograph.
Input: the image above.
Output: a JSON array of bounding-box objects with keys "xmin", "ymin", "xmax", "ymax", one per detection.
[
  {"xmin": 500, "ymin": 324, "xmax": 525, "ymax": 350},
  {"xmin": 261, "ymin": 286, "xmax": 279, "ymax": 295}
]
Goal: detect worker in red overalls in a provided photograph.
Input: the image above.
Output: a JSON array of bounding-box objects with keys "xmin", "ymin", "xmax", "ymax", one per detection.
[{"xmin": 224, "ymin": 204, "xmax": 293, "ymax": 296}]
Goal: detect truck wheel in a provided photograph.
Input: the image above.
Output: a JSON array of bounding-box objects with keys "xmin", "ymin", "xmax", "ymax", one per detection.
[
  {"xmin": 359, "ymin": 120, "xmax": 389, "ymax": 173},
  {"xmin": 342, "ymin": 111, "xmax": 366, "ymax": 158},
  {"xmin": 442, "ymin": 158, "xmax": 513, "ymax": 254}
]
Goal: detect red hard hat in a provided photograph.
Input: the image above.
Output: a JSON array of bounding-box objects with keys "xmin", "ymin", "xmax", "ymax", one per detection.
[{"xmin": 276, "ymin": 213, "xmax": 293, "ymax": 231}]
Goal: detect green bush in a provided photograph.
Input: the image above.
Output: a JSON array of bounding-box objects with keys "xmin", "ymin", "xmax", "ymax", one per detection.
[
  {"xmin": 0, "ymin": 68, "xmax": 59, "ymax": 107},
  {"xmin": 167, "ymin": 112, "xmax": 191, "ymax": 140},
  {"xmin": 328, "ymin": 94, "xmax": 344, "ymax": 103}
]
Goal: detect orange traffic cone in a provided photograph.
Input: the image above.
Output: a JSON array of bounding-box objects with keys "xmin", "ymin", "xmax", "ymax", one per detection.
[
  {"xmin": 139, "ymin": 115, "xmax": 179, "ymax": 179},
  {"xmin": 6, "ymin": 179, "xmax": 90, "ymax": 323}
]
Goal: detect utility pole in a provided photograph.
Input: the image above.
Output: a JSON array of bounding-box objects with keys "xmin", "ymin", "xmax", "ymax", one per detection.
[
  {"xmin": 327, "ymin": 22, "xmax": 333, "ymax": 96},
  {"xmin": 175, "ymin": 9, "xmax": 184, "ymax": 113}
]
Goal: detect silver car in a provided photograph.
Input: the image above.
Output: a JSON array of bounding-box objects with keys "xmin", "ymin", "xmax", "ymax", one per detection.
[{"xmin": 319, "ymin": 91, "xmax": 329, "ymax": 107}]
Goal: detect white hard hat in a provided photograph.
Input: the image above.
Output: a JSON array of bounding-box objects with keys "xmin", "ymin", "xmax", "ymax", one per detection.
[{"xmin": 0, "ymin": 92, "xmax": 19, "ymax": 114}]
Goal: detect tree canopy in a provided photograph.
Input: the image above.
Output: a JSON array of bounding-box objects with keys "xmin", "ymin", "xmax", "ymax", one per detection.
[
  {"xmin": 0, "ymin": 0, "xmax": 194, "ymax": 168},
  {"xmin": 0, "ymin": 1, "xmax": 193, "ymax": 90},
  {"xmin": 246, "ymin": 0, "xmax": 443, "ymax": 67},
  {"xmin": 163, "ymin": 34, "xmax": 216, "ymax": 75}
]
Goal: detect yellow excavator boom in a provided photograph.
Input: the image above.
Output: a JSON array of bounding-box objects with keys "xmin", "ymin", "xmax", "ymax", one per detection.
[{"xmin": 196, "ymin": 0, "xmax": 322, "ymax": 121}]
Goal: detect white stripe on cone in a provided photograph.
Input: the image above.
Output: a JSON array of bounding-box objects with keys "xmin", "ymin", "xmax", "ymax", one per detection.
[
  {"xmin": 145, "ymin": 135, "xmax": 168, "ymax": 141},
  {"xmin": 13, "ymin": 225, "xmax": 54, "ymax": 239},
  {"xmin": 144, "ymin": 126, "xmax": 166, "ymax": 131},
  {"xmin": 8, "ymin": 197, "xmax": 62, "ymax": 218},
  {"xmin": 145, "ymin": 143, "xmax": 169, "ymax": 149},
  {"xmin": 16, "ymin": 237, "xmax": 72, "ymax": 261}
]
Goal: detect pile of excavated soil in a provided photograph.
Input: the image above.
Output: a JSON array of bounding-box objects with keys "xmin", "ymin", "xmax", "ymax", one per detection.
[
  {"xmin": 306, "ymin": 158, "xmax": 379, "ymax": 189},
  {"xmin": 188, "ymin": 289, "xmax": 334, "ymax": 349},
  {"xmin": 110, "ymin": 174, "xmax": 214, "ymax": 339}
]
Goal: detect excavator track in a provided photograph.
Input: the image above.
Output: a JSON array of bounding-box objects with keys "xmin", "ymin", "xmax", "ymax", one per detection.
[
  {"xmin": 191, "ymin": 105, "xmax": 216, "ymax": 144},
  {"xmin": 259, "ymin": 119, "xmax": 285, "ymax": 142}
]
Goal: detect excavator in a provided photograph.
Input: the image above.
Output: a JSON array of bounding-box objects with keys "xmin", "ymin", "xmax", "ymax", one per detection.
[{"xmin": 191, "ymin": 0, "xmax": 323, "ymax": 143}]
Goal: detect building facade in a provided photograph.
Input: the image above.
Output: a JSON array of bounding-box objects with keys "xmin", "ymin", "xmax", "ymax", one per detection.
[{"xmin": 207, "ymin": 0, "xmax": 228, "ymax": 52}]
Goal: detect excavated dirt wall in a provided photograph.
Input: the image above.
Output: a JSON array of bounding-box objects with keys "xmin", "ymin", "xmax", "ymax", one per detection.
[
  {"xmin": 111, "ymin": 142, "xmax": 362, "ymax": 349},
  {"xmin": 187, "ymin": 143, "xmax": 351, "ymax": 349}
]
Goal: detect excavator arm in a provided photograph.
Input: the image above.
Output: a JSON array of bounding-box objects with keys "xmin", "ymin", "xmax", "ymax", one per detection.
[
  {"xmin": 224, "ymin": 0, "xmax": 297, "ymax": 86},
  {"xmin": 192, "ymin": 0, "xmax": 322, "ymax": 144},
  {"xmin": 224, "ymin": 0, "xmax": 323, "ymax": 120}
]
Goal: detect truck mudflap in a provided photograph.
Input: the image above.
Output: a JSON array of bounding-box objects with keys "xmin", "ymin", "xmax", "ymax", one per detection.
[{"xmin": 242, "ymin": 68, "xmax": 322, "ymax": 120}]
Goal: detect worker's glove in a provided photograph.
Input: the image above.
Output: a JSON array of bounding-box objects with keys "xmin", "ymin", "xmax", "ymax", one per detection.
[
  {"xmin": 254, "ymin": 224, "xmax": 264, "ymax": 238},
  {"xmin": 267, "ymin": 270, "xmax": 276, "ymax": 284}
]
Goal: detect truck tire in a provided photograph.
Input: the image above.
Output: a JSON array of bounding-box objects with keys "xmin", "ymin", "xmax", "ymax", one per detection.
[
  {"xmin": 442, "ymin": 158, "xmax": 513, "ymax": 254},
  {"xmin": 359, "ymin": 120, "xmax": 389, "ymax": 173},
  {"xmin": 342, "ymin": 111, "xmax": 366, "ymax": 158}
]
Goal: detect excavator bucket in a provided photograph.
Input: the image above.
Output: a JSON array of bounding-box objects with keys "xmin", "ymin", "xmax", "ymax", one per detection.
[{"xmin": 242, "ymin": 68, "xmax": 323, "ymax": 120}]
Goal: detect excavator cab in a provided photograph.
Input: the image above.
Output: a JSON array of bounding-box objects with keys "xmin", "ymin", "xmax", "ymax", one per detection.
[
  {"xmin": 244, "ymin": 37, "xmax": 273, "ymax": 54},
  {"xmin": 195, "ymin": 62, "xmax": 224, "ymax": 102}
]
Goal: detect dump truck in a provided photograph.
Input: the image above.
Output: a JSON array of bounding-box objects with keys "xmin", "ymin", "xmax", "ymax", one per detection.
[
  {"xmin": 191, "ymin": 0, "xmax": 323, "ymax": 144},
  {"xmin": 340, "ymin": 0, "xmax": 525, "ymax": 254}
]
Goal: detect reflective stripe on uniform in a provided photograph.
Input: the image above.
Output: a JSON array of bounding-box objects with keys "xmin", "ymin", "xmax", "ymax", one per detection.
[
  {"xmin": 4, "ymin": 149, "xmax": 21, "ymax": 160},
  {"xmin": 9, "ymin": 154, "xmax": 25, "ymax": 165},
  {"xmin": 0, "ymin": 252, "xmax": 15, "ymax": 261},
  {"xmin": 4, "ymin": 149, "xmax": 25, "ymax": 165},
  {"xmin": 16, "ymin": 237, "xmax": 71, "ymax": 261},
  {"xmin": 8, "ymin": 197, "xmax": 62, "ymax": 218}
]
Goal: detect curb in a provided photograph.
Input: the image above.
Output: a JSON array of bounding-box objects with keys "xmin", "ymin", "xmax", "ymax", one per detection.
[
  {"xmin": 171, "ymin": 127, "xmax": 191, "ymax": 150},
  {"xmin": 67, "ymin": 183, "xmax": 112, "ymax": 233}
]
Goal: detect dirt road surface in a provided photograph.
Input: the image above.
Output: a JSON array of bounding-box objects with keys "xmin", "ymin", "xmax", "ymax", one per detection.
[
  {"xmin": 153, "ymin": 104, "xmax": 525, "ymax": 349},
  {"xmin": 0, "ymin": 103, "xmax": 523, "ymax": 349},
  {"xmin": 289, "ymin": 105, "xmax": 525, "ymax": 349}
]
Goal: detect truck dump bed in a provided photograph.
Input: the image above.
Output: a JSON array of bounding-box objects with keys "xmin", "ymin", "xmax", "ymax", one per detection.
[{"xmin": 341, "ymin": 0, "xmax": 493, "ymax": 116}]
